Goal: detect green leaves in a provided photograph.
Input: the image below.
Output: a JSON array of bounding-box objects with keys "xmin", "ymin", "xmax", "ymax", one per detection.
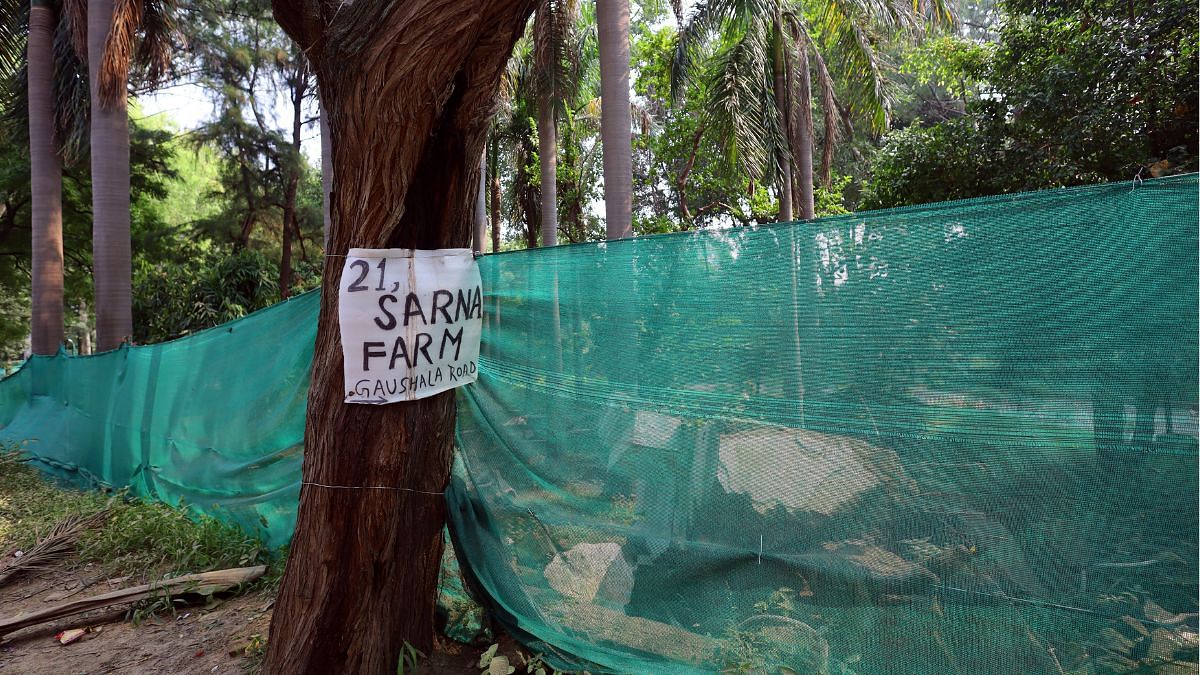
[{"xmin": 865, "ymin": 0, "xmax": 1197, "ymax": 209}]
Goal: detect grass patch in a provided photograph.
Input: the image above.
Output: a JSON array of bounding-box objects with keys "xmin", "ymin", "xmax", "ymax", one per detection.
[{"xmin": 0, "ymin": 443, "xmax": 280, "ymax": 582}]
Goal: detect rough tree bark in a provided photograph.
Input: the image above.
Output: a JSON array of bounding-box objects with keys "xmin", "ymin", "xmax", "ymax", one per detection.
[
  {"xmin": 29, "ymin": 0, "xmax": 64, "ymax": 356},
  {"xmin": 262, "ymin": 2, "xmax": 537, "ymax": 674}
]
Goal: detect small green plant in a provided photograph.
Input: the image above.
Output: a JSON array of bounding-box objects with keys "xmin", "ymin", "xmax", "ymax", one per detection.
[
  {"xmin": 514, "ymin": 650, "xmax": 564, "ymax": 675},
  {"xmin": 127, "ymin": 587, "xmax": 185, "ymax": 625},
  {"xmin": 479, "ymin": 643, "xmax": 515, "ymax": 675},
  {"xmin": 240, "ymin": 633, "xmax": 267, "ymax": 674},
  {"xmin": 396, "ymin": 641, "xmax": 424, "ymax": 675}
]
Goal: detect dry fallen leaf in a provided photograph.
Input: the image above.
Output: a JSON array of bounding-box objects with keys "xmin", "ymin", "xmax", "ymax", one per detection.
[{"xmin": 55, "ymin": 628, "xmax": 86, "ymax": 645}]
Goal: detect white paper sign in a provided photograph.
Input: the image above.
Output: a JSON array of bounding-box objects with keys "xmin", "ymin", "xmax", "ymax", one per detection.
[{"xmin": 339, "ymin": 248, "xmax": 482, "ymax": 404}]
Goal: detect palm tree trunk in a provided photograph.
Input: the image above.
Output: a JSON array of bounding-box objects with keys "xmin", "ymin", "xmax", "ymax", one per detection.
[
  {"xmin": 89, "ymin": 0, "xmax": 132, "ymax": 351},
  {"xmin": 474, "ymin": 147, "xmax": 488, "ymax": 253},
  {"xmin": 29, "ymin": 1, "xmax": 64, "ymax": 356},
  {"xmin": 794, "ymin": 43, "xmax": 815, "ymax": 220},
  {"xmin": 537, "ymin": 94, "xmax": 558, "ymax": 247},
  {"xmin": 597, "ymin": 0, "xmax": 633, "ymax": 240},
  {"xmin": 773, "ymin": 22, "xmax": 793, "ymax": 222},
  {"xmin": 490, "ymin": 143, "xmax": 501, "ymax": 253},
  {"xmin": 262, "ymin": 2, "xmax": 538, "ymax": 672}
]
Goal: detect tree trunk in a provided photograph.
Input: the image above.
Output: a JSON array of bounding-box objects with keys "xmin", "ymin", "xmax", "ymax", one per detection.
[
  {"xmin": 773, "ymin": 23, "xmax": 793, "ymax": 223},
  {"xmin": 537, "ymin": 92, "xmax": 558, "ymax": 247},
  {"xmin": 29, "ymin": 1, "xmax": 64, "ymax": 356},
  {"xmin": 280, "ymin": 66, "xmax": 307, "ymax": 300},
  {"xmin": 320, "ymin": 97, "xmax": 332, "ymax": 248},
  {"xmin": 262, "ymin": 3, "xmax": 537, "ymax": 674},
  {"xmin": 280, "ymin": 180, "xmax": 295, "ymax": 299},
  {"xmin": 89, "ymin": 0, "xmax": 132, "ymax": 351},
  {"xmin": 490, "ymin": 144, "xmax": 501, "ymax": 253},
  {"xmin": 474, "ymin": 147, "xmax": 488, "ymax": 253},
  {"xmin": 79, "ymin": 303, "xmax": 92, "ymax": 355},
  {"xmin": 676, "ymin": 123, "xmax": 704, "ymax": 225},
  {"xmin": 597, "ymin": 0, "xmax": 633, "ymax": 240},
  {"xmin": 794, "ymin": 43, "xmax": 815, "ymax": 220}
]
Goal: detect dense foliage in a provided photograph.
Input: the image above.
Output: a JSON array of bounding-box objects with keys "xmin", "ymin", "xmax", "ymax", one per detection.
[
  {"xmin": 863, "ymin": 0, "xmax": 1197, "ymax": 208},
  {"xmin": 0, "ymin": 0, "xmax": 1195, "ymax": 357}
]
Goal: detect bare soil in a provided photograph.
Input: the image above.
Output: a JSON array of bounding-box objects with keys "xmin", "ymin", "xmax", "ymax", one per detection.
[
  {"xmin": 0, "ymin": 559, "xmax": 527, "ymax": 675},
  {"xmin": 0, "ymin": 561, "xmax": 272, "ymax": 674}
]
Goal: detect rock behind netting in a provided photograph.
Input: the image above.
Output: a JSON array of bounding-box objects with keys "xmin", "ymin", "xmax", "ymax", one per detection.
[
  {"xmin": 717, "ymin": 426, "xmax": 917, "ymax": 516},
  {"xmin": 543, "ymin": 542, "xmax": 634, "ymax": 607}
]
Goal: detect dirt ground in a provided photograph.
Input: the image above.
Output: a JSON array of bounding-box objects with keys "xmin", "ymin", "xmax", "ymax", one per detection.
[{"xmin": 0, "ymin": 560, "xmax": 526, "ymax": 675}]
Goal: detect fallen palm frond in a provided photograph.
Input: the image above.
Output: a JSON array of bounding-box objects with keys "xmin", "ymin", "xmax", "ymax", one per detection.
[
  {"xmin": 0, "ymin": 510, "xmax": 112, "ymax": 587},
  {"xmin": 0, "ymin": 450, "xmax": 25, "ymax": 467},
  {"xmin": 0, "ymin": 565, "xmax": 266, "ymax": 637}
]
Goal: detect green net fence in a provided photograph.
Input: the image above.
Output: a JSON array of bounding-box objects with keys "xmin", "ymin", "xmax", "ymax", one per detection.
[{"xmin": 2, "ymin": 175, "xmax": 1198, "ymax": 673}]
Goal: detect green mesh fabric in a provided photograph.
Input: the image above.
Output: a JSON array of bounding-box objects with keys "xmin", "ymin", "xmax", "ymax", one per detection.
[
  {"xmin": 449, "ymin": 175, "xmax": 1199, "ymax": 673},
  {"xmin": 0, "ymin": 291, "xmax": 317, "ymax": 543},
  {"xmin": 2, "ymin": 175, "xmax": 1197, "ymax": 673}
]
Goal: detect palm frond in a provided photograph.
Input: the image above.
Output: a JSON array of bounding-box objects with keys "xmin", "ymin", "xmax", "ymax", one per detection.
[
  {"xmin": 0, "ymin": 510, "xmax": 111, "ymax": 587},
  {"xmin": 705, "ymin": 16, "xmax": 775, "ymax": 180},
  {"xmin": 670, "ymin": 0, "xmax": 726, "ymax": 102},
  {"xmin": 98, "ymin": 0, "xmax": 142, "ymax": 108},
  {"xmin": 810, "ymin": 45, "xmax": 845, "ymax": 185},
  {"xmin": 814, "ymin": 0, "xmax": 894, "ymax": 133},
  {"xmin": 909, "ymin": 0, "xmax": 957, "ymax": 33},
  {"xmin": 0, "ymin": 0, "xmax": 27, "ymax": 144},
  {"xmin": 135, "ymin": 0, "xmax": 176, "ymax": 85},
  {"xmin": 0, "ymin": 0, "xmax": 24, "ymax": 81},
  {"xmin": 533, "ymin": 0, "xmax": 580, "ymax": 109},
  {"xmin": 62, "ymin": 0, "xmax": 88, "ymax": 62},
  {"xmin": 54, "ymin": 8, "xmax": 91, "ymax": 163}
]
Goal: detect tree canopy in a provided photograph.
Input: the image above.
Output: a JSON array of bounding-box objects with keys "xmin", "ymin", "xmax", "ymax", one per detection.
[{"xmin": 0, "ymin": 0, "xmax": 1194, "ymax": 357}]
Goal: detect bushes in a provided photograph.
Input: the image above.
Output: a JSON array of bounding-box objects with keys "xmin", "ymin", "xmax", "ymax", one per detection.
[{"xmin": 133, "ymin": 248, "xmax": 280, "ymax": 344}]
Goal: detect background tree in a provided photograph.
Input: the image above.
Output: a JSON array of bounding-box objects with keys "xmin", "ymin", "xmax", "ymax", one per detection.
[
  {"xmin": 598, "ymin": 0, "xmax": 633, "ymax": 238},
  {"xmin": 262, "ymin": 2, "xmax": 538, "ymax": 673},
  {"xmin": 2, "ymin": 0, "xmax": 93, "ymax": 357},
  {"xmin": 673, "ymin": 0, "xmax": 950, "ymax": 221},
  {"xmin": 27, "ymin": 0, "xmax": 64, "ymax": 355},
  {"xmin": 185, "ymin": 0, "xmax": 321, "ymax": 299},
  {"xmin": 532, "ymin": 0, "xmax": 577, "ymax": 248},
  {"xmin": 863, "ymin": 0, "xmax": 1197, "ymax": 208},
  {"xmin": 85, "ymin": 0, "xmax": 174, "ymax": 350}
]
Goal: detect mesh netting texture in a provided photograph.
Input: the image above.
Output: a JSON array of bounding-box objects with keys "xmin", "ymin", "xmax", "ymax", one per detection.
[{"xmin": 3, "ymin": 175, "xmax": 1198, "ymax": 674}]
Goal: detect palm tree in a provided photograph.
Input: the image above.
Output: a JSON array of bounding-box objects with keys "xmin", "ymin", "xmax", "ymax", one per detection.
[
  {"xmin": 5, "ymin": 0, "xmax": 89, "ymax": 357},
  {"xmin": 533, "ymin": 0, "xmax": 582, "ymax": 248},
  {"xmin": 534, "ymin": 3, "xmax": 560, "ymax": 247},
  {"xmin": 491, "ymin": 36, "xmax": 541, "ymax": 248},
  {"xmin": 597, "ymin": 0, "xmax": 633, "ymax": 239},
  {"xmin": 87, "ymin": 0, "xmax": 173, "ymax": 350},
  {"xmin": 27, "ymin": 0, "xmax": 64, "ymax": 355},
  {"xmin": 675, "ymin": 0, "xmax": 952, "ymax": 220}
]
